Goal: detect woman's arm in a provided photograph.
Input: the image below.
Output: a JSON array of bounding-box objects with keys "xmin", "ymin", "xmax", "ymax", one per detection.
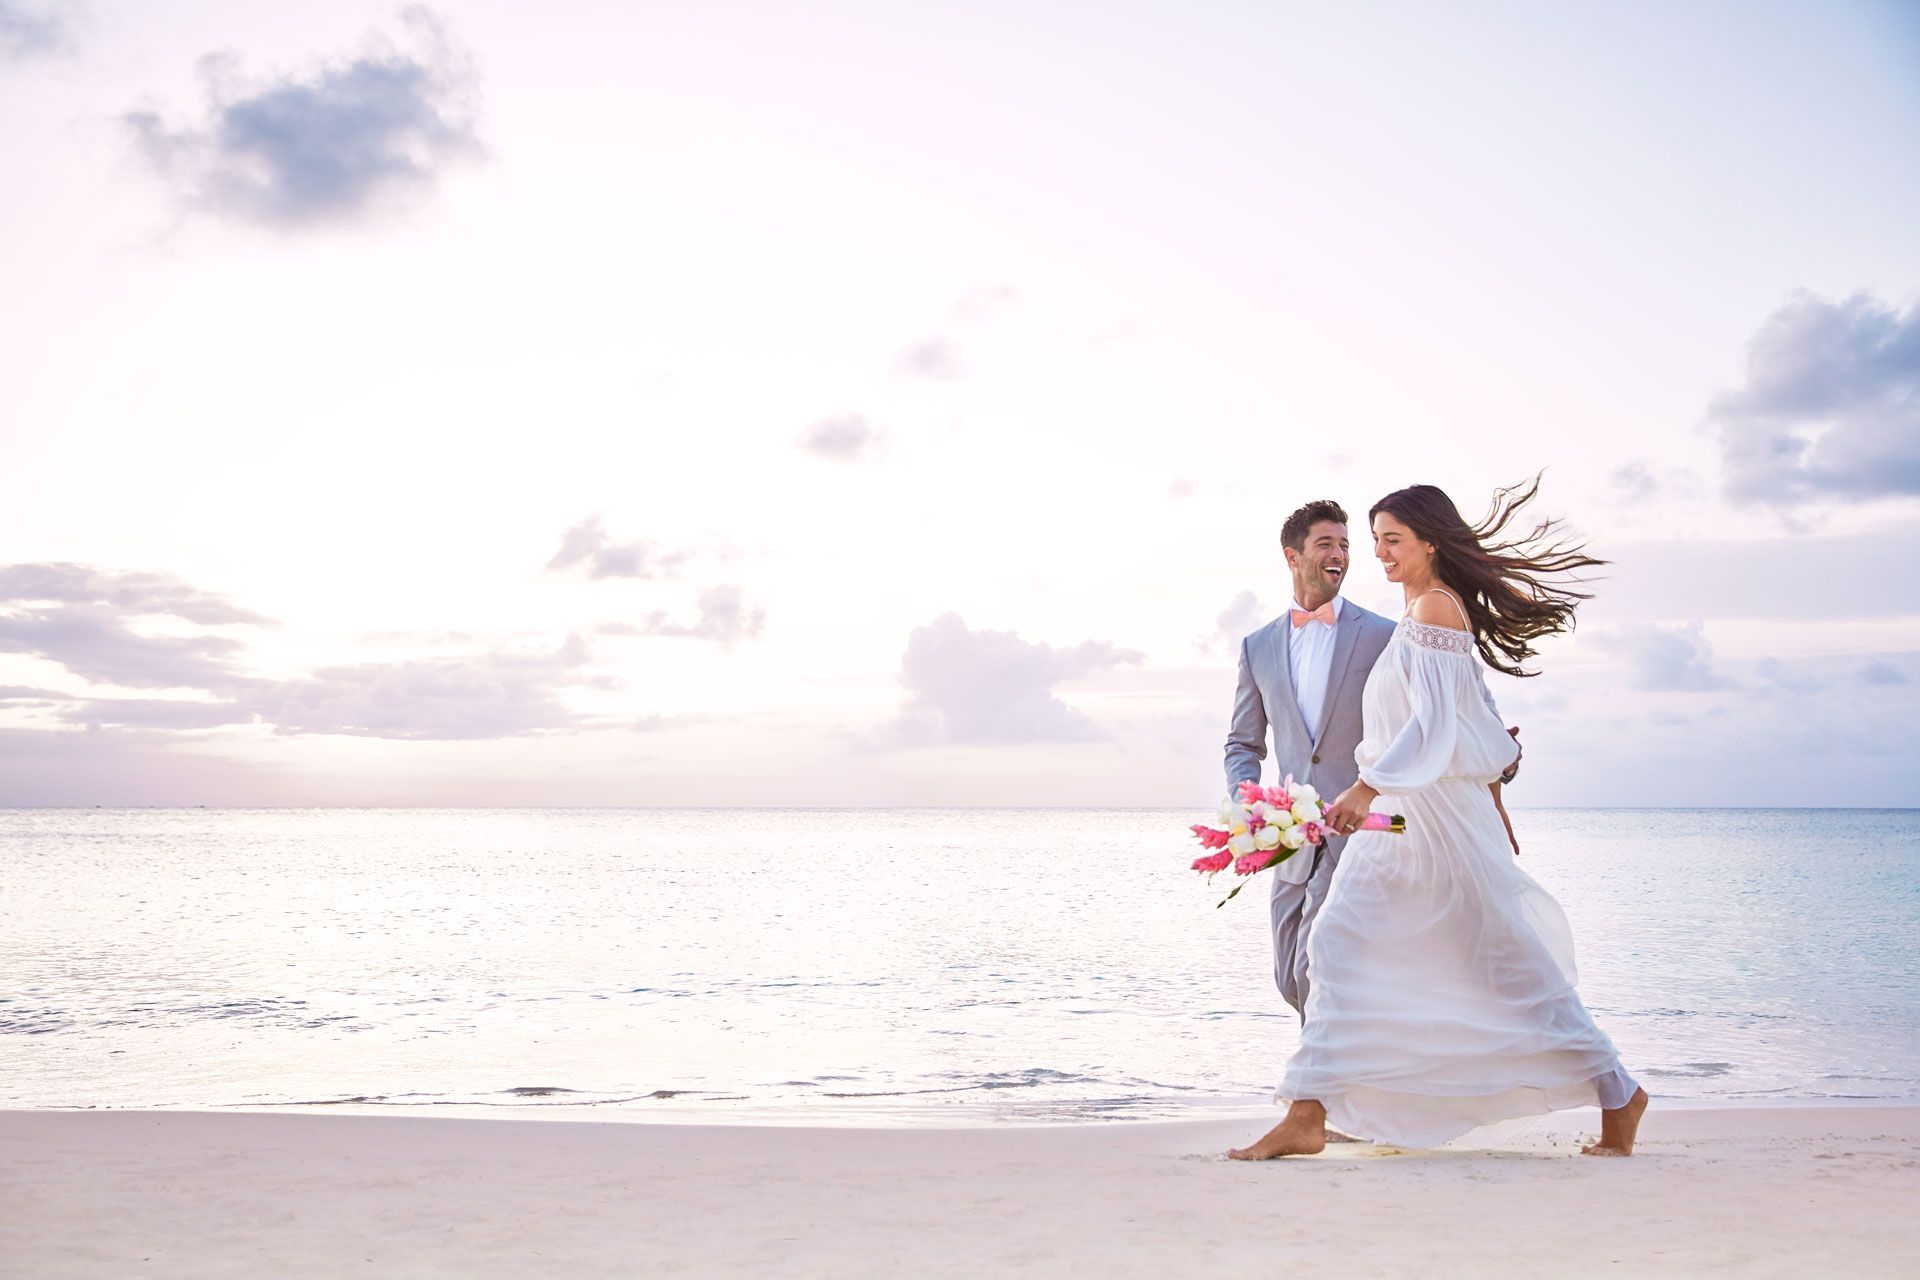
[{"xmin": 1491, "ymin": 781, "xmax": 1519, "ymax": 857}]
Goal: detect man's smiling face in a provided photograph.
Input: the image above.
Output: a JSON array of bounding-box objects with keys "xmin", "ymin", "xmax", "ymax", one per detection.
[{"xmin": 1286, "ymin": 520, "xmax": 1350, "ymax": 606}]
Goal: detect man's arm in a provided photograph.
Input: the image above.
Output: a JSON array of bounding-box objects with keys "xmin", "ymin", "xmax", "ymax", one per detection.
[{"xmin": 1224, "ymin": 635, "xmax": 1268, "ymax": 787}]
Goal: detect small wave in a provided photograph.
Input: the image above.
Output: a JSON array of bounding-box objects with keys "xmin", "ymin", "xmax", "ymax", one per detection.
[{"xmin": 1642, "ymin": 1061, "xmax": 1736, "ymax": 1079}]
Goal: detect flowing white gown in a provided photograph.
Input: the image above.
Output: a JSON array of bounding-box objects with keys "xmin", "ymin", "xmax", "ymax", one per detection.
[{"xmin": 1277, "ymin": 612, "xmax": 1638, "ymax": 1148}]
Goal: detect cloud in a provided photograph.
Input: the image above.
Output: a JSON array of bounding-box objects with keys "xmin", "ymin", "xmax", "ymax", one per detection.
[
  {"xmin": 799, "ymin": 413, "xmax": 886, "ymax": 461},
  {"xmin": 602, "ymin": 585, "xmax": 765, "ymax": 646},
  {"xmin": 1200, "ymin": 591, "xmax": 1267, "ymax": 651},
  {"xmin": 1594, "ymin": 623, "xmax": 1733, "ymax": 692},
  {"xmin": 0, "ymin": 726, "xmax": 274, "ymax": 807},
  {"xmin": 870, "ymin": 613, "xmax": 1144, "ymax": 748},
  {"xmin": 0, "ymin": 684, "xmax": 75, "ymax": 704},
  {"xmin": 1861, "ymin": 659, "xmax": 1910, "ymax": 686},
  {"xmin": 123, "ymin": 6, "xmax": 482, "ymax": 229},
  {"xmin": 1611, "ymin": 462, "xmax": 1658, "ymax": 502},
  {"xmin": 0, "ymin": 0, "xmax": 74, "ymax": 60},
  {"xmin": 895, "ymin": 339, "xmax": 960, "ymax": 379},
  {"xmin": 1593, "ymin": 522, "xmax": 1920, "ymax": 622},
  {"xmin": 0, "ymin": 563, "xmax": 270, "ymax": 692},
  {"xmin": 0, "ymin": 562, "xmax": 271, "ymax": 625},
  {"xmin": 0, "ymin": 561, "xmax": 666, "ymax": 741},
  {"xmin": 257, "ymin": 635, "xmax": 597, "ymax": 739},
  {"xmin": 1711, "ymin": 290, "xmax": 1920, "ymax": 507},
  {"xmin": 546, "ymin": 515, "xmax": 689, "ymax": 580}
]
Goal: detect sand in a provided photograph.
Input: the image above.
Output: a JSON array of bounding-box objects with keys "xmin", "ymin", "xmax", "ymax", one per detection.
[{"xmin": 3, "ymin": 1105, "xmax": 1917, "ymax": 1278}]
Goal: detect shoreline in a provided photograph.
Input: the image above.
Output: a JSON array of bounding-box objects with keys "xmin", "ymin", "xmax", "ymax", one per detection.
[
  {"xmin": 5, "ymin": 1104, "xmax": 1917, "ymax": 1277},
  {"xmin": 7, "ymin": 1089, "xmax": 1917, "ymax": 1129}
]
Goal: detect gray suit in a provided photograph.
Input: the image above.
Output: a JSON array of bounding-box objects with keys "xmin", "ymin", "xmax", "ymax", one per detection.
[{"xmin": 1224, "ymin": 601, "xmax": 1396, "ymax": 1016}]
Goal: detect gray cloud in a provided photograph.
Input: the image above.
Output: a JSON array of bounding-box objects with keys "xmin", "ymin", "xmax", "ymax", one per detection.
[
  {"xmin": 1201, "ymin": 591, "xmax": 1266, "ymax": 651},
  {"xmin": 1595, "ymin": 623, "xmax": 1733, "ymax": 692},
  {"xmin": 895, "ymin": 339, "xmax": 960, "ymax": 379},
  {"xmin": 799, "ymin": 414, "xmax": 886, "ymax": 461},
  {"xmin": 47, "ymin": 635, "xmax": 608, "ymax": 740},
  {"xmin": 1861, "ymin": 658, "xmax": 1910, "ymax": 686},
  {"xmin": 0, "ymin": 561, "xmax": 672, "ymax": 742},
  {"xmin": 0, "ymin": 0, "xmax": 74, "ymax": 60},
  {"xmin": 1591, "ymin": 522, "xmax": 1920, "ymax": 622},
  {"xmin": 0, "ymin": 564, "xmax": 270, "ymax": 692},
  {"xmin": 259, "ymin": 635, "xmax": 595, "ymax": 740},
  {"xmin": 0, "ymin": 684, "xmax": 75, "ymax": 704},
  {"xmin": 0, "ymin": 726, "xmax": 273, "ymax": 807},
  {"xmin": 870, "ymin": 613, "xmax": 1144, "ymax": 749},
  {"xmin": 547, "ymin": 515, "xmax": 689, "ymax": 580},
  {"xmin": 124, "ymin": 6, "xmax": 481, "ymax": 229},
  {"xmin": 1712, "ymin": 290, "xmax": 1920, "ymax": 507},
  {"xmin": 1611, "ymin": 462, "xmax": 1658, "ymax": 502},
  {"xmin": 601, "ymin": 585, "xmax": 766, "ymax": 646},
  {"xmin": 0, "ymin": 562, "xmax": 271, "ymax": 625}
]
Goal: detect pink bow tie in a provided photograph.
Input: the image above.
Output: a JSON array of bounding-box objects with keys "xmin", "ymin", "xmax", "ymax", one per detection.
[{"xmin": 1291, "ymin": 602, "xmax": 1336, "ymax": 628}]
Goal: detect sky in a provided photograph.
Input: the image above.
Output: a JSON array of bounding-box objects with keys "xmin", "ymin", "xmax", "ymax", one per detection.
[{"xmin": 1, "ymin": 0, "xmax": 1917, "ymax": 807}]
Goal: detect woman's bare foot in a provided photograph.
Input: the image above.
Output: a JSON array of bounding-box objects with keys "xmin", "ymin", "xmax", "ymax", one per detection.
[
  {"xmin": 1228, "ymin": 1100, "xmax": 1328, "ymax": 1160},
  {"xmin": 1582, "ymin": 1087, "xmax": 1648, "ymax": 1157}
]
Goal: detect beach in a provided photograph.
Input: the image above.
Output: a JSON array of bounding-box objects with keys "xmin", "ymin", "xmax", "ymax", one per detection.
[{"xmin": 4, "ymin": 1105, "xmax": 1917, "ymax": 1278}]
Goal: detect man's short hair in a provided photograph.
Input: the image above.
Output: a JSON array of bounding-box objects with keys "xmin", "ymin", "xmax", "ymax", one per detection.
[{"xmin": 1281, "ymin": 500, "xmax": 1349, "ymax": 552}]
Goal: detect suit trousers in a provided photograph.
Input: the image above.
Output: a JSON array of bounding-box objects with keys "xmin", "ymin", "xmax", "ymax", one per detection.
[{"xmin": 1269, "ymin": 834, "xmax": 1347, "ymax": 1017}]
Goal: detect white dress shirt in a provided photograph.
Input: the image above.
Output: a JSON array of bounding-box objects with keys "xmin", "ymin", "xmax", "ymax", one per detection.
[{"xmin": 1288, "ymin": 594, "xmax": 1344, "ymax": 743}]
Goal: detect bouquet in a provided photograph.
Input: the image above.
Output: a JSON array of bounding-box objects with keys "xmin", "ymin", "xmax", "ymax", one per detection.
[{"xmin": 1189, "ymin": 778, "xmax": 1405, "ymax": 907}]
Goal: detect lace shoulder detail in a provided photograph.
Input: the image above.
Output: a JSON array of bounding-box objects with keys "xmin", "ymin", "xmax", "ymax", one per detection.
[{"xmin": 1400, "ymin": 617, "xmax": 1476, "ymax": 655}]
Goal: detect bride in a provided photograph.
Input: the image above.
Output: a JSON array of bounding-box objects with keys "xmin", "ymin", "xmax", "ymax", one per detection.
[{"xmin": 1230, "ymin": 479, "xmax": 1648, "ymax": 1159}]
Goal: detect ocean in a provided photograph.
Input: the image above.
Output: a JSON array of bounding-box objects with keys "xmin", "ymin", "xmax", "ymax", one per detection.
[{"xmin": 3, "ymin": 807, "xmax": 1916, "ymax": 1124}]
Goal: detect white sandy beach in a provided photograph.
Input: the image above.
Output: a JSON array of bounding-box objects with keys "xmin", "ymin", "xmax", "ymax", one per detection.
[{"xmin": 2, "ymin": 1105, "xmax": 1916, "ymax": 1278}]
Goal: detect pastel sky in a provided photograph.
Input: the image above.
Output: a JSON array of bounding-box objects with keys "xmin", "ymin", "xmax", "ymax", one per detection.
[{"xmin": 2, "ymin": 0, "xmax": 1917, "ymax": 807}]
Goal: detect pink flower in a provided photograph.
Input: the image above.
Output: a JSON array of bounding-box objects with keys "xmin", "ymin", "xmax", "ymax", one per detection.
[
  {"xmin": 1265, "ymin": 785, "xmax": 1292, "ymax": 810},
  {"xmin": 1189, "ymin": 824, "xmax": 1230, "ymax": 849},
  {"xmin": 1235, "ymin": 780, "xmax": 1264, "ymax": 805},
  {"xmin": 1192, "ymin": 851, "xmax": 1233, "ymax": 874},
  {"xmin": 1233, "ymin": 852, "xmax": 1272, "ymax": 876},
  {"xmin": 1299, "ymin": 821, "xmax": 1325, "ymax": 845}
]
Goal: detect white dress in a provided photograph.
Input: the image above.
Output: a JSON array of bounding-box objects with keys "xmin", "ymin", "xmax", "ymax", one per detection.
[{"xmin": 1277, "ymin": 612, "xmax": 1638, "ymax": 1147}]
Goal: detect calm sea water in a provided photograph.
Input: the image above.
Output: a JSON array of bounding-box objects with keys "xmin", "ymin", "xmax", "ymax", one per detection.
[{"xmin": 3, "ymin": 808, "xmax": 1916, "ymax": 1124}]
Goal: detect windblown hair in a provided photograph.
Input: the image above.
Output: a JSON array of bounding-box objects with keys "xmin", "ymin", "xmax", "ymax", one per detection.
[
  {"xmin": 1368, "ymin": 475, "xmax": 1605, "ymax": 678},
  {"xmin": 1281, "ymin": 499, "xmax": 1349, "ymax": 552}
]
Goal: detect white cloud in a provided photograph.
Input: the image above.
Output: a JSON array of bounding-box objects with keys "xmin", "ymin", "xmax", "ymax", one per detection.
[
  {"xmin": 546, "ymin": 516, "xmax": 690, "ymax": 581},
  {"xmin": 799, "ymin": 413, "xmax": 886, "ymax": 461},
  {"xmin": 869, "ymin": 613, "xmax": 1144, "ymax": 749},
  {"xmin": 1594, "ymin": 623, "xmax": 1733, "ymax": 691},
  {"xmin": 602, "ymin": 584, "xmax": 766, "ymax": 647},
  {"xmin": 895, "ymin": 338, "xmax": 960, "ymax": 379}
]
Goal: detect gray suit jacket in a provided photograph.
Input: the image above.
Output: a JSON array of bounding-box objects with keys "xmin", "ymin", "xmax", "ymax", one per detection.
[{"xmin": 1224, "ymin": 601, "xmax": 1396, "ymax": 1016}]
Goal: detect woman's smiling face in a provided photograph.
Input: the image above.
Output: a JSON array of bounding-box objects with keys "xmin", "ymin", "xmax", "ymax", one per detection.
[{"xmin": 1372, "ymin": 511, "xmax": 1430, "ymax": 584}]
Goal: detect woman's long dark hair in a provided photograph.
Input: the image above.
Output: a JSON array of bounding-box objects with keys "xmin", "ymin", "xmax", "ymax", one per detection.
[{"xmin": 1369, "ymin": 475, "xmax": 1605, "ymax": 678}]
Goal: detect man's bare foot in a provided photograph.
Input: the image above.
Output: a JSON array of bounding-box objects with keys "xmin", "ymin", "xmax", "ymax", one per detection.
[
  {"xmin": 1228, "ymin": 1100, "xmax": 1327, "ymax": 1160},
  {"xmin": 1582, "ymin": 1087, "xmax": 1648, "ymax": 1157}
]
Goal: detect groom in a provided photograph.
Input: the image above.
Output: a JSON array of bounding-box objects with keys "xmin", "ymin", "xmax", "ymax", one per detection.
[{"xmin": 1224, "ymin": 499, "xmax": 1395, "ymax": 1018}]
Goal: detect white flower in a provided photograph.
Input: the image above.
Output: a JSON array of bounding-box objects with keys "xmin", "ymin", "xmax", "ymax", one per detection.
[
  {"xmin": 1247, "ymin": 800, "xmax": 1273, "ymax": 825},
  {"xmin": 1292, "ymin": 783, "xmax": 1319, "ymax": 806},
  {"xmin": 1254, "ymin": 823, "xmax": 1282, "ymax": 850},
  {"xmin": 1228, "ymin": 831, "xmax": 1257, "ymax": 856},
  {"xmin": 1280, "ymin": 824, "xmax": 1309, "ymax": 850},
  {"xmin": 1268, "ymin": 806, "xmax": 1295, "ymax": 829},
  {"xmin": 1291, "ymin": 801, "xmax": 1320, "ymax": 825}
]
